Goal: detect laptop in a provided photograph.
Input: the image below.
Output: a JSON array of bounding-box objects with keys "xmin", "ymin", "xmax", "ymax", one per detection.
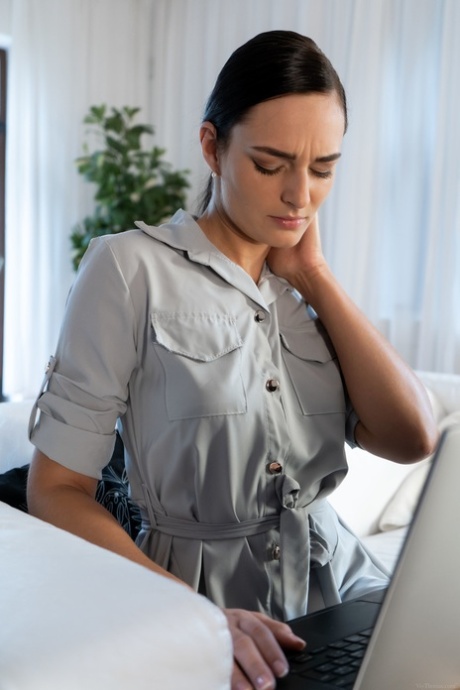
[{"xmin": 278, "ymin": 426, "xmax": 460, "ymax": 690}]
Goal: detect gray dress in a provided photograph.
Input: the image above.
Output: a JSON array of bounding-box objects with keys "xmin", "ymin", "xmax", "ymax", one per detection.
[{"xmin": 30, "ymin": 210, "xmax": 388, "ymax": 621}]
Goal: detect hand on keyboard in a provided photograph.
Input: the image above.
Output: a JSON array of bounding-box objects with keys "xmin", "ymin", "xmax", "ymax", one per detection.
[{"xmin": 222, "ymin": 608, "xmax": 306, "ymax": 690}]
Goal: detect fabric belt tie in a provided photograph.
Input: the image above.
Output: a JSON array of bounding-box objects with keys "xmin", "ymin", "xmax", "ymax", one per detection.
[
  {"xmin": 275, "ymin": 473, "xmax": 310, "ymax": 620},
  {"xmin": 141, "ymin": 481, "xmax": 280, "ymax": 540},
  {"xmin": 274, "ymin": 474, "xmax": 333, "ymax": 620},
  {"xmin": 142, "ymin": 511, "xmax": 280, "ymax": 540}
]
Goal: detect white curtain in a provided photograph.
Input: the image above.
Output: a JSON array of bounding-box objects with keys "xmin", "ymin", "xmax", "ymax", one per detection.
[
  {"xmin": 3, "ymin": 0, "xmax": 156, "ymax": 398},
  {"xmin": 2, "ymin": 0, "xmax": 459, "ymax": 399}
]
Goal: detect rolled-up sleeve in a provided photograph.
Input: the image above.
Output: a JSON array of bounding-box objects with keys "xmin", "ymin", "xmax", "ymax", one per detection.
[{"xmin": 29, "ymin": 237, "xmax": 138, "ymax": 479}]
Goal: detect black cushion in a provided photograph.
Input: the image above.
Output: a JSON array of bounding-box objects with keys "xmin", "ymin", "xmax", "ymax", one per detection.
[
  {"xmin": 0, "ymin": 432, "xmax": 141, "ymax": 540},
  {"xmin": 0, "ymin": 465, "xmax": 28, "ymax": 513},
  {"xmin": 94, "ymin": 432, "xmax": 142, "ymax": 540}
]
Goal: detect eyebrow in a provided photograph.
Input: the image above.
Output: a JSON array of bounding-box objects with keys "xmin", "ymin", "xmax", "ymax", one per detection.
[{"xmin": 251, "ymin": 146, "xmax": 342, "ymax": 164}]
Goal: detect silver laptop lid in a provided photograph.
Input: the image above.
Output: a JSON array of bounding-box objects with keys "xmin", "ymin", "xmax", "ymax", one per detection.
[{"xmin": 355, "ymin": 426, "xmax": 460, "ymax": 689}]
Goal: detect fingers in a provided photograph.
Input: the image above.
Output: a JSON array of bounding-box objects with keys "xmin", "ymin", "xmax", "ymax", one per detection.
[
  {"xmin": 223, "ymin": 609, "xmax": 305, "ymax": 690},
  {"xmin": 250, "ymin": 611, "xmax": 306, "ymax": 650},
  {"xmin": 231, "ymin": 613, "xmax": 287, "ymax": 689},
  {"xmin": 266, "ymin": 214, "xmax": 326, "ymax": 285}
]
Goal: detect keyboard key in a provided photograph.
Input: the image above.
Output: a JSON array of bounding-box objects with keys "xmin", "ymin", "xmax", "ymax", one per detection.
[
  {"xmin": 336, "ymin": 671, "xmax": 359, "ymax": 688},
  {"xmin": 344, "ymin": 642, "xmax": 364, "ymax": 652},
  {"xmin": 329, "ymin": 639, "xmax": 350, "ymax": 649},
  {"xmin": 299, "ymin": 668, "xmax": 337, "ymax": 682},
  {"xmin": 334, "ymin": 664, "xmax": 356, "ymax": 675},
  {"xmin": 327, "ymin": 648, "xmax": 347, "ymax": 659},
  {"xmin": 315, "ymin": 662, "xmax": 335, "ymax": 672},
  {"xmin": 350, "ymin": 648, "xmax": 366, "ymax": 659},
  {"xmin": 344, "ymin": 634, "xmax": 365, "ymax": 643},
  {"xmin": 288, "ymin": 651, "xmax": 313, "ymax": 664}
]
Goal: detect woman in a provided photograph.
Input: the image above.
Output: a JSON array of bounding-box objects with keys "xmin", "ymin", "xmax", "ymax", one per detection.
[{"xmin": 28, "ymin": 30, "xmax": 437, "ymax": 690}]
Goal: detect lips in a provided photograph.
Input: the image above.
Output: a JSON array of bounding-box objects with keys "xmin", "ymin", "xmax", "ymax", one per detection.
[{"xmin": 270, "ymin": 216, "xmax": 307, "ymax": 229}]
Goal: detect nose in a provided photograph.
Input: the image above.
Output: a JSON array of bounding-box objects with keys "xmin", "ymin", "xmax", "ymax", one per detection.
[{"xmin": 281, "ymin": 170, "xmax": 311, "ymax": 209}]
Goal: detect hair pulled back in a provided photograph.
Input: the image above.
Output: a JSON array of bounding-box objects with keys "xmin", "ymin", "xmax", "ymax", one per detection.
[{"xmin": 199, "ymin": 30, "xmax": 347, "ymax": 212}]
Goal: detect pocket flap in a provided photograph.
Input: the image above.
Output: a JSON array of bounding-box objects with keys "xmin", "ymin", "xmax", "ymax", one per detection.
[
  {"xmin": 151, "ymin": 312, "xmax": 243, "ymax": 362},
  {"xmin": 280, "ymin": 326, "xmax": 336, "ymax": 363}
]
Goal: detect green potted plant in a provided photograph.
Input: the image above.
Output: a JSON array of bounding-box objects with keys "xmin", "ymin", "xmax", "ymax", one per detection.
[{"xmin": 71, "ymin": 105, "xmax": 190, "ymax": 270}]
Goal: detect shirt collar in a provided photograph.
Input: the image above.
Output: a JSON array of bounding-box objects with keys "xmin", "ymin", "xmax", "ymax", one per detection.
[{"xmin": 135, "ymin": 210, "xmax": 291, "ymax": 309}]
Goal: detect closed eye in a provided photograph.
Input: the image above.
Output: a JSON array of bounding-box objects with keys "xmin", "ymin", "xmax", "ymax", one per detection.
[
  {"xmin": 253, "ymin": 161, "xmax": 282, "ymax": 176},
  {"xmin": 254, "ymin": 159, "xmax": 335, "ymax": 180},
  {"xmin": 311, "ymin": 168, "xmax": 334, "ymax": 180}
]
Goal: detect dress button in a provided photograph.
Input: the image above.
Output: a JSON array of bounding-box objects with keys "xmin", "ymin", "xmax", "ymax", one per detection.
[
  {"xmin": 267, "ymin": 461, "xmax": 283, "ymax": 475},
  {"xmin": 272, "ymin": 545, "xmax": 281, "ymax": 561},
  {"xmin": 254, "ymin": 309, "xmax": 266, "ymax": 323},
  {"xmin": 266, "ymin": 378, "xmax": 280, "ymax": 392}
]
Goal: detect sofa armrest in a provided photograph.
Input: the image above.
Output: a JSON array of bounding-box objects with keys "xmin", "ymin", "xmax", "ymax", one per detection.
[{"xmin": 0, "ymin": 503, "xmax": 232, "ymax": 690}]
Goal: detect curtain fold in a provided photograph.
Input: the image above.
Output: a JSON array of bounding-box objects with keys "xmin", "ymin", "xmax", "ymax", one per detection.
[{"xmin": 2, "ymin": 0, "xmax": 459, "ymax": 399}]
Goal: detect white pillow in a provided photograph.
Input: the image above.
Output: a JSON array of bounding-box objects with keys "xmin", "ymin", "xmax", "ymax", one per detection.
[
  {"xmin": 378, "ymin": 411, "xmax": 460, "ymax": 532},
  {"xmin": 438, "ymin": 410, "xmax": 460, "ymax": 432},
  {"xmin": 378, "ymin": 459, "xmax": 432, "ymax": 532},
  {"xmin": 424, "ymin": 385, "xmax": 446, "ymax": 424}
]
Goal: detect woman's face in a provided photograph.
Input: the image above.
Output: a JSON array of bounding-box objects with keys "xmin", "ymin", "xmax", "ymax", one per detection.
[{"xmin": 207, "ymin": 92, "xmax": 345, "ymax": 251}]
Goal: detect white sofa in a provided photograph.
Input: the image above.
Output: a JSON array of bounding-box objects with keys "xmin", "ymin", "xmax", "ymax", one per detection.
[{"xmin": 1, "ymin": 370, "xmax": 460, "ymax": 687}]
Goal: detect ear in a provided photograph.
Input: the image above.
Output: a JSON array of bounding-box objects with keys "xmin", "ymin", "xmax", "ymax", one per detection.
[{"xmin": 199, "ymin": 121, "xmax": 220, "ymax": 174}]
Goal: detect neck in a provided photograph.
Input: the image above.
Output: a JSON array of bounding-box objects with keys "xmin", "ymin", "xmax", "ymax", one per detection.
[{"xmin": 197, "ymin": 206, "xmax": 269, "ymax": 283}]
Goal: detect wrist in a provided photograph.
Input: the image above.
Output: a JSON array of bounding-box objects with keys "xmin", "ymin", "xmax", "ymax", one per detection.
[{"xmin": 287, "ymin": 262, "xmax": 335, "ymax": 310}]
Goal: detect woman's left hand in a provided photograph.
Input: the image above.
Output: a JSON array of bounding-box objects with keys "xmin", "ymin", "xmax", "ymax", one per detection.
[{"xmin": 267, "ymin": 215, "xmax": 327, "ymax": 295}]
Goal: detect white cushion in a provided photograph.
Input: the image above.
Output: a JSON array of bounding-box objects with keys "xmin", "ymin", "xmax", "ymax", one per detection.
[
  {"xmin": 0, "ymin": 503, "xmax": 232, "ymax": 690},
  {"xmin": 378, "ymin": 460, "xmax": 431, "ymax": 532},
  {"xmin": 438, "ymin": 410, "xmax": 460, "ymax": 431},
  {"xmin": 416, "ymin": 370, "xmax": 460, "ymax": 416},
  {"xmin": 424, "ymin": 385, "xmax": 447, "ymax": 424},
  {"xmin": 329, "ymin": 446, "xmax": 416, "ymax": 537}
]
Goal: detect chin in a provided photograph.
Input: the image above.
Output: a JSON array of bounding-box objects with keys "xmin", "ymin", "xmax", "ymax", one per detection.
[{"xmin": 275, "ymin": 232, "xmax": 305, "ymax": 248}]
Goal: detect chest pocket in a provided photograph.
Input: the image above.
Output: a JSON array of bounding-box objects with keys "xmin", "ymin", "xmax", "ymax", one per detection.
[
  {"xmin": 280, "ymin": 325, "xmax": 345, "ymax": 416},
  {"xmin": 151, "ymin": 312, "xmax": 247, "ymax": 420}
]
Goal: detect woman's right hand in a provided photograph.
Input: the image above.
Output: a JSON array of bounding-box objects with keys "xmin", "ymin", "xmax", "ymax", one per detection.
[{"xmin": 222, "ymin": 608, "xmax": 306, "ymax": 690}]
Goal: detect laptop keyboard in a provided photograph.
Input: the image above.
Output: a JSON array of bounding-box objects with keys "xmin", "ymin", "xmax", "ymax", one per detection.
[{"xmin": 286, "ymin": 627, "xmax": 373, "ymax": 688}]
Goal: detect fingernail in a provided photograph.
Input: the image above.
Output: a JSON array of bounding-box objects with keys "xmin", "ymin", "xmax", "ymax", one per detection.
[
  {"xmin": 290, "ymin": 632, "xmax": 306, "ymax": 646},
  {"xmin": 273, "ymin": 659, "xmax": 289, "ymax": 677},
  {"xmin": 255, "ymin": 675, "xmax": 273, "ymax": 690}
]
